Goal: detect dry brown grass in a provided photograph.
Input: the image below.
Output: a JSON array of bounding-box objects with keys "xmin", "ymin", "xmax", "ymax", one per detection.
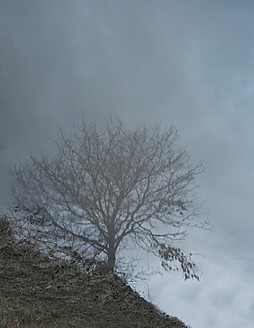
[{"xmin": 0, "ymin": 217, "xmax": 188, "ymax": 328}]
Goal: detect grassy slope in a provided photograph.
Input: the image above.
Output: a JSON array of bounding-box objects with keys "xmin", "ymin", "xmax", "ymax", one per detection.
[{"xmin": 0, "ymin": 218, "xmax": 189, "ymax": 328}]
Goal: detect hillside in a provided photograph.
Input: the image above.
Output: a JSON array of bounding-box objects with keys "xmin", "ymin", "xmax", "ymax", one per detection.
[{"xmin": 0, "ymin": 217, "xmax": 189, "ymax": 328}]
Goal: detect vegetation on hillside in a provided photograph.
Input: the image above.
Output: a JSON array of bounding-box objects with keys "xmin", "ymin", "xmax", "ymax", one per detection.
[{"xmin": 0, "ymin": 217, "xmax": 189, "ymax": 328}]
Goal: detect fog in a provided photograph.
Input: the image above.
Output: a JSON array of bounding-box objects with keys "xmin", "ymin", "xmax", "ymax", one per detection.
[{"xmin": 1, "ymin": 1, "xmax": 254, "ymax": 327}]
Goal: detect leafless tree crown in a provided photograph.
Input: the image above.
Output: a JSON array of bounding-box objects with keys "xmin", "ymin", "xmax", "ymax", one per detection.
[{"xmin": 10, "ymin": 120, "xmax": 206, "ymax": 279}]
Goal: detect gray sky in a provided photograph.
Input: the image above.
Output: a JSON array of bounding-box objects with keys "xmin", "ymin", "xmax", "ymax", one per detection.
[{"xmin": 1, "ymin": 1, "xmax": 254, "ymax": 327}]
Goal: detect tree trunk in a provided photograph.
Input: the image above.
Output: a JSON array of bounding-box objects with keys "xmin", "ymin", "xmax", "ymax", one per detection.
[{"xmin": 107, "ymin": 240, "xmax": 116, "ymax": 271}]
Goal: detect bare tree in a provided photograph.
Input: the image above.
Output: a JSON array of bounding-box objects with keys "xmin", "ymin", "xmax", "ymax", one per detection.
[{"xmin": 10, "ymin": 120, "xmax": 206, "ymax": 279}]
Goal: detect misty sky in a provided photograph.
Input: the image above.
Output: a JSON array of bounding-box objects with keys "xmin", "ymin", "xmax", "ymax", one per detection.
[{"xmin": 1, "ymin": 1, "xmax": 254, "ymax": 327}]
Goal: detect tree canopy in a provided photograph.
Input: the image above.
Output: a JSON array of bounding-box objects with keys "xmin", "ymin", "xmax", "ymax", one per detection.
[{"xmin": 10, "ymin": 120, "xmax": 206, "ymax": 279}]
